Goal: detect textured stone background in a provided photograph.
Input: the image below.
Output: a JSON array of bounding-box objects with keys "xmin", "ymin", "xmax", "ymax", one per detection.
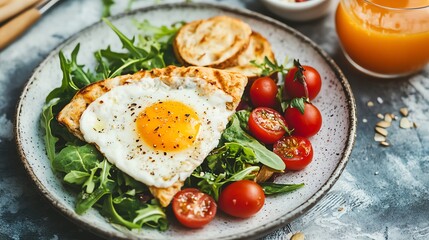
[{"xmin": 0, "ymin": 0, "xmax": 428, "ymax": 239}]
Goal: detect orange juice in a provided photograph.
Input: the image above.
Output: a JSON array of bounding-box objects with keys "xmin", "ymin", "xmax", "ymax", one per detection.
[{"xmin": 336, "ymin": 0, "xmax": 429, "ymax": 77}]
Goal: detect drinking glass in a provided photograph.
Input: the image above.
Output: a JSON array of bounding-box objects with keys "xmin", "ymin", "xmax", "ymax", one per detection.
[{"xmin": 335, "ymin": 0, "xmax": 429, "ymax": 78}]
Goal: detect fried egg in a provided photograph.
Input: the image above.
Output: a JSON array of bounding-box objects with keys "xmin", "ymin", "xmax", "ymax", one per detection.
[{"xmin": 79, "ymin": 77, "xmax": 234, "ymax": 188}]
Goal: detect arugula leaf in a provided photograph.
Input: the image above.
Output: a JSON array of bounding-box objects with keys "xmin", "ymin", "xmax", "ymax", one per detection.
[
  {"xmin": 250, "ymin": 56, "xmax": 288, "ymax": 77},
  {"xmin": 192, "ymin": 166, "xmax": 259, "ymax": 200},
  {"xmin": 135, "ymin": 20, "xmax": 184, "ymax": 42},
  {"xmin": 46, "ymin": 44, "xmax": 95, "ymax": 105},
  {"xmin": 102, "ymin": 196, "xmax": 167, "ymax": 230},
  {"xmin": 76, "ymin": 159, "xmax": 116, "ymax": 214},
  {"xmin": 46, "ymin": 48, "xmax": 79, "ymax": 104},
  {"xmin": 101, "ymin": 0, "xmax": 115, "ymax": 17},
  {"xmin": 235, "ymin": 109, "xmax": 250, "ymax": 131},
  {"xmin": 221, "ymin": 113, "xmax": 285, "ymax": 171},
  {"xmin": 52, "ymin": 144, "xmax": 102, "ymax": 173},
  {"xmin": 133, "ymin": 200, "xmax": 168, "ymax": 230},
  {"xmin": 64, "ymin": 170, "xmax": 91, "ymax": 185},
  {"xmin": 206, "ymin": 142, "xmax": 258, "ymax": 173},
  {"xmin": 260, "ymin": 182, "xmax": 304, "ymax": 195},
  {"xmin": 103, "ymin": 18, "xmax": 145, "ymax": 58},
  {"xmin": 40, "ymin": 98, "xmax": 60, "ymax": 162},
  {"xmin": 76, "ymin": 187, "xmax": 112, "ymax": 215}
]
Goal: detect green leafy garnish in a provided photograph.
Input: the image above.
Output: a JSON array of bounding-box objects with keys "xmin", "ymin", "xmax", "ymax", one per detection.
[
  {"xmin": 250, "ymin": 56, "xmax": 290, "ymax": 77},
  {"xmin": 260, "ymin": 182, "xmax": 305, "ymax": 195},
  {"xmin": 101, "ymin": 0, "xmax": 115, "ymax": 17},
  {"xmin": 221, "ymin": 112, "xmax": 285, "ymax": 171},
  {"xmin": 40, "ymin": 98, "xmax": 60, "ymax": 162},
  {"xmin": 52, "ymin": 144, "xmax": 101, "ymax": 173}
]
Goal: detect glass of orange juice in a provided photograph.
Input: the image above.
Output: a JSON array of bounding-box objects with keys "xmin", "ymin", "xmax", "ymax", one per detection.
[{"xmin": 335, "ymin": 0, "xmax": 429, "ymax": 78}]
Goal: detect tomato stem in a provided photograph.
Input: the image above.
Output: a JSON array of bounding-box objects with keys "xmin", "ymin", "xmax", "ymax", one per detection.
[{"xmin": 293, "ymin": 59, "xmax": 310, "ymax": 100}]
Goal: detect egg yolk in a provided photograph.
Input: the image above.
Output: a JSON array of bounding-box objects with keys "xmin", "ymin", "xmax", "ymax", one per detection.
[{"xmin": 136, "ymin": 101, "xmax": 201, "ymax": 152}]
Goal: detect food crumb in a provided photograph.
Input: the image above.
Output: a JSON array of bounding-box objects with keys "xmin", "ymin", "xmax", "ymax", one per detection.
[
  {"xmin": 291, "ymin": 232, "xmax": 305, "ymax": 240},
  {"xmin": 367, "ymin": 101, "xmax": 374, "ymax": 107},
  {"xmin": 374, "ymin": 171, "xmax": 379, "ymax": 175},
  {"xmin": 377, "ymin": 97, "xmax": 383, "ymax": 104},
  {"xmin": 400, "ymin": 117, "xmax": 412, "ymax": 129},
  {"xmin": 362, "ymin": 118, "xmax": 367, "ymax": 123},
  {"xmin": 399, "ymin": 107, "xmax": 409, "ymax": 117}
]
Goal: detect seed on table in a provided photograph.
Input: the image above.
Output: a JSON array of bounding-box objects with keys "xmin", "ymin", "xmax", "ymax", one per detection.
[
  {"xmin": 375, "ymin": 127, "xmax": 388, "ymax": 136},
  {"xmin": 413, "ymin": 122, "xmax": 418, "ymax": 128},
  {"xmin": 384, "ymin": 114, "xmax": 392, "ymax": 122},
  {"xmin": 380, "ymin": 141, "xmax": 390, "ymax": 147},
  {"xmin": 377, "ymin": 97, "xmax": 383, "ymax": 104},
  {"xmin": 291, "ymin": 232, "xmax": 305, "ymax": 240},
  {"xmin": 400, "ymin": 117, "xmax": 412, "ymax": 129},
  {"xmin": 400, "ymin": 107, "xmax": 409, "ymax": 117},
  {"xmin": 367, "ymin": 101, "xmax": 374, "ymax": 107},
  {"xmin": 377, "ymin": 113, "xmax": 384, "ymax": 119},
  {"xmin": 374, "ymin": 133, "xmax": 386, "ymax": 142},
  {"xmin": 390, "ymin": 113, "xmax": 398, "ymax": 120},
  {"xmin": 362, "ymin": 118, "xmax": 368, "ymax": 123},
  {"xmin": 376, "ymin": 121, "xmax": 391, "ymax": 128}
]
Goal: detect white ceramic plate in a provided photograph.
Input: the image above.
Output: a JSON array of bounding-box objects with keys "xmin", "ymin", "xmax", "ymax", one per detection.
[{"xmin": 15, "ymin": 3, "xmax": 356, "ymax": 240}]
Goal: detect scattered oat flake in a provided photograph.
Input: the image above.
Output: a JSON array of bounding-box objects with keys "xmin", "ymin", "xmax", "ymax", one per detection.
[
  {"xmin": 400, "ymin": 107, "xmax": 409, "ymax": 117},
  {"xmin": 375, "ymin": 127, "xmax": 388, "ymax": 136},
  {"xmin": 367, "ymin": 101, "xmax": 374, "ymax": 107},
  {"xmin": 400, "ymin": 117, "xmax": 412, "ymax": 129},
  {"xmin": 380, "ymin": 141, "xmax": 390, "ymax": 147},
  {"xmin": 377, "ymin": 97, "xmax": 383, "ymax": 104},
  {"xmin": 376, "ymin": 121, "xmax": 391, "ymax": 128},
  {"xmin": 384, "ymin": 114, "xmax": 392, "ymax": 122},
  {"xmin": 362, "ymin": 118, "xmax": 367, "ymax": 123},
  {"xmin": 291, "ymin": 232, "xmax": 305, "ymax": 240},
  {"xmin": 374, "ymin": 133, "xmax": 386, "ymax": 142},
  {"xmin": 377, "ymin": 113, "xmax": 384, "ymax": 119}
]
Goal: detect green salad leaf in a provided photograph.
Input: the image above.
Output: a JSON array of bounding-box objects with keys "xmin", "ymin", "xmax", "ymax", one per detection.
[
  {"xmin": 101, "ymin": 0, "xmax": 115, "ymax": 17},
  {"xmin": 52, "ymin": 144, "xmax": 102, "ymax": 173},
  {"xmin": 260, "ymin": 182, "xmax": 305, "ymax": 195},
  {"xmin": 40, "ymin": 98, "xmax": 60, "ymax": 162},
  {"xmin": 221, "ymin": 112, "xmax": 286, "ymax": 171},
  {"xmin": 191, "ymin": 165, "xmax": 259, "ymax": 201}
]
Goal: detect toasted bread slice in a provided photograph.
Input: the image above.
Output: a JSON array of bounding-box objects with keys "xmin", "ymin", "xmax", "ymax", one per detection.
[
  {"xmin": 225, "ymin": 32, "xmax": 276, "ymax": 81},
  {"xmin": 57, "ymin": 66, "xmax": 247, "ymax": 207},
  {"xmin": 174, "ymin": 16, "xmax": 252, "ymax": 68}
]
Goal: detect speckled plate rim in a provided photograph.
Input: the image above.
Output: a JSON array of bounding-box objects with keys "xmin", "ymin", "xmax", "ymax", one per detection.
[{"xmin": 15, "ymin": 2, "xmax": 357, "ymax": 240}]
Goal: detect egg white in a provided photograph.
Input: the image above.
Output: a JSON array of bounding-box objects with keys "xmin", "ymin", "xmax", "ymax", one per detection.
[{"xmin": 79, "ymin": 77, "xmax": 234, "ymax": 188}]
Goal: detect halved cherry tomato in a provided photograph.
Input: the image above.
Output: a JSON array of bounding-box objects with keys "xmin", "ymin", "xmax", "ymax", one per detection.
[
  {"xmin": 273, "ymin": 136, "xmax": 313, "ymax": 170},
  {"xmin": 284, "ymin": 103, "xmax": 322, "ymax": 138},
  {"xmin": 249, "ymin": 76, "xmax": 278, "ymax": 108},
  {"xmin": 172, "ymin": 188, "xmax": 217, "ymax": 228},
  {"xmin": 284, "ymin": 65, "xmax": 321, "ymax": 100},
  {"xmin": 219, "ymin": 180, "xmax": 265, "ymax": 218},
  {"xmin": 248, "ymin": 107, "xmax": 288, "ymax": 144}
]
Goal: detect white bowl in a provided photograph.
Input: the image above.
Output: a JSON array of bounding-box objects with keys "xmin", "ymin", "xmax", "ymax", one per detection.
[{"xmin": 261, "ymin": 0, "xmax": 332, "ymax": 22}]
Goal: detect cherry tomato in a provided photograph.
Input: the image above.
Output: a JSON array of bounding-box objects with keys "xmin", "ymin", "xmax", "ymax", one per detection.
[
  {"xmin": 172, "ymin": 188, "xmax": 217, "ymax": 228},
  {"xmin": 219, "ymin": 180, "xmax": 265, "ymax": 218},
  {"xmin": 284, "ymin": 65, "xmax": 321, "ymax": 100},
  {"xmin": 248, "ymin": 107, "xmax": 288, "ymax": 144},
  {"xmin": 273, "ymin": 136, "xmax": 314, "ymax": 170},
  {"xmin": 249, "ymin": 76, "xmax": 278, "ymax": 108},
  {"xmin": 284, "ymin": 103, "xmax": 322, "ymax": 138}
]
